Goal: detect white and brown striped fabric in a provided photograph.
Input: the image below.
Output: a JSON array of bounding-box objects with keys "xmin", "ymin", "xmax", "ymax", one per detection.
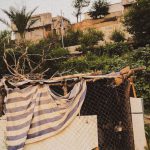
[{"xmin": 5, "ymin": 80, "xmax": 87, "ymax": 150}]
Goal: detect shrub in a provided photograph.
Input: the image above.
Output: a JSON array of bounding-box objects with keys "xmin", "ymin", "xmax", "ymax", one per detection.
[
  {"xmin": 85, "ymin": 52, "xmax": 101, "ymax": 70},
  {"xmin": 77, "ymin": 45, "xmax": 104, "ymax": 55},
  {"xmin": 80, "ymin": 28, "xmax": 104, "ymax": 47},
  {"xmin": 104, "ymin": 42, "xmax": 129, "ymax": 56},
  {"xmin": 130, "ymin": 46, "xmax": 150, "ymax": 113},
  {"xmin": 61, "ymin": 56, "xmax": 89, "ymax": 73},
  {"xmin": 61, "ymin": 52, "xmax": 102, "ymax": 73},
  {"xmin": 110, "ymin": 30, "xmax": 125, "ymax": 42},
  {"xmin": 64, "ymin": 29, "xmax": 83, "ymax": 47},
  {"xmin": 50, "ymin": 47, "xmax": 69, "ymax": 58}
]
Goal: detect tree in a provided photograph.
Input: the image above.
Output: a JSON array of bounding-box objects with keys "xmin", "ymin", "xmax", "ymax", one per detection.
[
  {"xmin": 73, "ymin": 0, "xmax": 90, "ymax": 23},
  {"xmin": 124, "ymin": 0, "xmax": 150, "ymax": 45},
  {"xmin": 110, "ymin": 30, "xmax": 125, "ymax": 43},
  {"xmin": 0, "ymin": 6, "xmax": 37, "ymax": 39},
  {"xmin": 89, "ymin": 0, "xmax": 109, "ymax": 19}
]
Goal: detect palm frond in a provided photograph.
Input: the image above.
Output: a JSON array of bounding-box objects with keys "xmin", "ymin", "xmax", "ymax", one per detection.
[
  {"xmin": 0, "ymin": 18, "xmax": 11, "ymax": 29},
  {"xmin": 26, "ymin": 7, "xmax": 38, "ymax": 21},
  {"xmin": 27, "ymin": 18, "xmax": 38, "ymax": 29},
  {"xmin": 0, "ymin": 6, "xmax": 38, "ymax": 39}
]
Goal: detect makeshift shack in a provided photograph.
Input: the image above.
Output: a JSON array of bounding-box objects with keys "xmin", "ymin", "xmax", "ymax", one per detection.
[{"xmin": 0, "ymin": 66, "xmax": 147, "ymax": 150}]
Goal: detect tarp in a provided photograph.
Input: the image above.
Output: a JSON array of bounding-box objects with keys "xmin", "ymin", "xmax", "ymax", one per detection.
[{"xmin": 5, "ymin": 80, "xmax": 87, "ymax": 150}]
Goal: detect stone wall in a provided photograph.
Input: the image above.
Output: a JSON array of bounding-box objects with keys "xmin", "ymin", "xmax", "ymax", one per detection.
[{"xmin": 72, "ymin": 16, "xmax": 131, "ymax": 42}]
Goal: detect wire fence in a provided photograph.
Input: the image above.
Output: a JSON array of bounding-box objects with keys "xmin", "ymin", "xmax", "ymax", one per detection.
[
  {"xmin": 81, "ymin": 79, "xmax": 134, "ymax": 150},
  {"xmin": 50, "ymin": 78, "xmax": 135, "ymax": 150}
]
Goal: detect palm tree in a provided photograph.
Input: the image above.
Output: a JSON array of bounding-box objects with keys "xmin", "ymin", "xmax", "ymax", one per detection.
[{"xmin": 0, "ymin": 6, "xmax": 37, "ymax": 39}]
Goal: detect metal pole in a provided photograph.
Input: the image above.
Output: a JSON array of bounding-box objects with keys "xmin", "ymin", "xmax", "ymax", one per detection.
[{"xmin": 61, "ymin": 10, "xmax": 64, "ymax": 48}]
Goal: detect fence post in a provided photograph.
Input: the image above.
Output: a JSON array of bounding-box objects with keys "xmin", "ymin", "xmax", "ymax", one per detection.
[{"xmin": 130, "ymin": 97, "xmax": 147, "ymax": 150}]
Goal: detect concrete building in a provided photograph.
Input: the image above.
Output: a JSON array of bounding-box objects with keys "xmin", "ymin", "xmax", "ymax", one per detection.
[
  {"xmin": 12, "ymin": 13, "xmax": 71, "ymax": 42},
  {"xmin": 72, "ymin": 0, "xmax": 135, "ymax": 42},
  {"xmin": 52, "ymin": 16, "xmax": 71, "ymax": 36},
  {"xmin": 122, "ymin": 0, "xmax": 136, "ymax": 13}
]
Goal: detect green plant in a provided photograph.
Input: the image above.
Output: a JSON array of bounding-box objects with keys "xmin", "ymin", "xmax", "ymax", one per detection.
[
  {"xmin": 130, "ymin": 46, "xmax": 150, "ymax": 113},
  {"xmin": 0, "ymin": 6, "xmax": 37, "ymax": 39},
  {"xmin": 89, "ymin": 0, "xmax": 109, "ymax": 19},
  {"xmin": 124, "ymin": 0, "xmax": 150, "ymax": 46},
  {"xmin": 78, "ymin": 45, "xmax": 105, "ymax": 56},
  {"xmin": 61, "ymin": 56, "xmax": 89, "ymax": 73},
  {"xmin": 0, "ymin": 30, "xmax": 15, "ymax": 76},
  {"xmin": 145, "ymin": 125, "xmax": 150, "ymax": 150},
  {"xmin": 104, "ymin": 42, "xmax": 129, "ymax": 56},
  {"xmin": 80, "ymin": 28, "xmax": 104, "ymax": 48},
  {"xmin": 64, "ymin": 29, "xmax": 83, "ymax": 47},
  {"xmin": 110, "ymin": 30, "xmax": 125, "ymax": 43},
  {"xmin": 50, "ymin": 48, "xmax": 69, "ymax": 58}
]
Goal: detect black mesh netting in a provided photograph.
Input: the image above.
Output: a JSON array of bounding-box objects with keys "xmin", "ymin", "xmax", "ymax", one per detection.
[
  {"xmin": 51, "ymin": 79, "xmax": 135, "ymax": 150},
  {"xmin": 81, "ymin": 79, "xmax": 134, "ymax": 150}
]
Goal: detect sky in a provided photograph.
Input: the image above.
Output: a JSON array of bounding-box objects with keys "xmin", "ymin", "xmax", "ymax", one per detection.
[{"xmin": 0, "ymin": 0, "xmax": 121, "ymax": 30}]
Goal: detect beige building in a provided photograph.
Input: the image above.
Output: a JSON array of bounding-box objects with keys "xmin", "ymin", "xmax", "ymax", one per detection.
[
  {"xmin": 12, "ymin": 13, "xmax": 71, "ymax": 42},
  {"xmin": 52, "ymin": 16, "xmax": 71, "ymax": 36},
  {"xmin": 72, "ymin": 0, "xmax": 135, "ymax": 42}
]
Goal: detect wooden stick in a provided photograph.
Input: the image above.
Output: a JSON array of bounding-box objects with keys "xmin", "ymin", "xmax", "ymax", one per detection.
[
  {"xmin": 131, "ymin": 83, "xmax": 137, "ymax": 98},
  {"xmin": 50, "ymin": 71, "xmax": 102, "ymax": 81},
  {"xmin": 62, "ymin": 81, "xmax": 68, "ymax": 95},
  {"xmin": 121, "ymin": 66, "xmax": 146, "ymax": 78},
  {"xmin": 129, "ymin": 78, "xmax": 137, "ymax": 98},
  {"xmin": 2, "ymin": 66, "xmax": 146, "ymax": 87}
]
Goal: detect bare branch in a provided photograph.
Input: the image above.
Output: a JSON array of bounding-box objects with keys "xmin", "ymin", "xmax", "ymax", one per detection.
[
  {"xmin": 16, "ymin": 47, "xmax": 28, "ymax": 71},
  {"xmin": 30, "ymin": 49, "xmax": 45, "ymax": 73}
]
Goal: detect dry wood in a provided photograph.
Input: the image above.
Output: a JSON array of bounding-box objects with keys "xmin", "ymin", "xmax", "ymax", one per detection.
[
  {"xmin": 121, "ymin": 66, "xmax": 146, "ymax": 78},
  {"xmin": 50, "ymin": 71, "xmax": 102, "ymax": 81},
  {"xmin": 62, "ymin": 81, "xmax": 68, "ymax": 95}
]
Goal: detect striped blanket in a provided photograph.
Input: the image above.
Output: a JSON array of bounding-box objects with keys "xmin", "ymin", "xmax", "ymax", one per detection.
[{"xmin": 5, "ymin": 80, "xmax": 87, "ymax": 150}]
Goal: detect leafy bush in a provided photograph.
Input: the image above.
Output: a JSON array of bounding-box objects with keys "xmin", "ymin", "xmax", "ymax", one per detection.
[
  {"xmin": 61, "ymin": 56, "xmax": 89, "ymax": 73},
  {"xmin": 50, "ymin": 48, "xmax": 69, "ymax": 58},
  {"xmin": 61, "ymin": 52, "xmax": 101, "ymax": 73},
  {"xmin": 77, "ymin": 45, "xmax": 104, "ymax": 55},
  {"xmin": 104, "ymin": 42, "xmax": 130, "ymax": 56},
  {"xmin": 64, "ymin": 29, "xmax": 83, "ymax": 47},
  {"xmin": 78, "ymin": 42, "xmax": 129, "ymax": 56},
  {"xmin": 129, "ymin": 46, "xmax": 150, "ymax": 112},
  {"xmin": 110, "ymin": 30, "xmax": 125, "ymax": 43},
  {"xmin": 80, "ymin": 28, "xmax": 104, "ymax": 47}
]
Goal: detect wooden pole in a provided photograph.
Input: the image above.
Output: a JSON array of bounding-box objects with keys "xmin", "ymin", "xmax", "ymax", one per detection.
[{"xmin": 2, "ymin": 66, "xmax": 146, "ymax": 87}]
